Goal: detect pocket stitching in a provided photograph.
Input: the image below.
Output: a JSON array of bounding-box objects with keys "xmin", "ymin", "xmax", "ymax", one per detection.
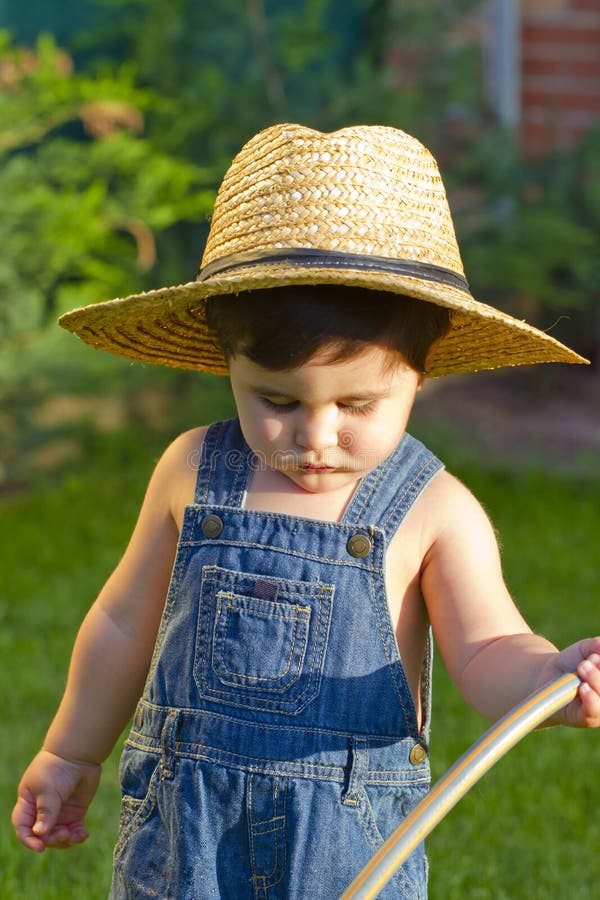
[
  {"xmin": 213, "ymin": 592, "xmax": 310, "ymax": 686},
  {"xmin": 194, "ymin": 565, "xmax": 333, "ymax": 714},
  {"xmin": 114, "ymin": 761, "xmax": 161, "ymax": 861}
]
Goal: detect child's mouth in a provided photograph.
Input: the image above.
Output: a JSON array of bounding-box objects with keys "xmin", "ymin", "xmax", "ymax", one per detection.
[{"xmin": 300, "ymin": 463, "xmax": 335, "ymax": 473}]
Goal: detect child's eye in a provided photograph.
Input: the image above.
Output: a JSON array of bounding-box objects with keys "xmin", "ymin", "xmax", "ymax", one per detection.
[
  {"xmin": 340, "ymin": 401, "xmax": 375, "ymax": 416},
  {"xmin": 260, "ymin": 397, "xmax": 298, "ymax": 412}
]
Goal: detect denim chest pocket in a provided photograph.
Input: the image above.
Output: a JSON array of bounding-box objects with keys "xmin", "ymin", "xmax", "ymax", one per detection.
[{"xmin": 194, "ymin": 565, "xmax": 334, "ymax": 714}]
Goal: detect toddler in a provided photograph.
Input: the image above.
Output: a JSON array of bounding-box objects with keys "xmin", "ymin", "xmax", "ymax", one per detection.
[{"xmin": 12, "ymin": 124, "xmax": 600, "ymax": 899}]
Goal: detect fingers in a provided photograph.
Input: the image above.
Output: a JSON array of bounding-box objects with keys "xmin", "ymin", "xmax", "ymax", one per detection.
[
  {"xmin": 34, "ymin": 822, "xmax": 90, "ymax": 850},
  {"xmin": 576, "ymin": 652, "xmax": 600, "ymax": 728},
  {"xmin": 11, "ymin": 787, "xmax": 63, "ymax": 851},
  {"xmin": 34, "ymin": 798, "xmax": 91, "ymax": 849},
  {"xmin": 579, "ymin": 637, "xmax": 600, "ymax": 659},
  {"xmin": 12, "ymin": 784, "xmax": 91, "ymax": 852},
  {"xmin": 30, "ymin": 788, "xmax": 62, "ymax": 838},
  {"xmin": 14, "ymin": 823, "xmax": 89, "ymax": 852},
  {"xmin": 11, "ymin": 795, "xmax": 47, "ymax": 853}
]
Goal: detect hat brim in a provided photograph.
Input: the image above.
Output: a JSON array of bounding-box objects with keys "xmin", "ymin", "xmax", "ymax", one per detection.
[{"xmin": 58, "ymin": 265, "xmax": 589, "ymax": 377}]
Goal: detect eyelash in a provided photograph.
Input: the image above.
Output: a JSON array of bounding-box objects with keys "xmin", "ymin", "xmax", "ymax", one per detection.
[
  {"xmin": 344, "ymin": 402, "xmax": 375, "ymax": 416},
  {"xmin": 260, "ymin": 398, "xmax": 375, "ymax": 416},
  {"xmin": 260, "ymin": 398, "xmax": 298, "ymax": 411}
]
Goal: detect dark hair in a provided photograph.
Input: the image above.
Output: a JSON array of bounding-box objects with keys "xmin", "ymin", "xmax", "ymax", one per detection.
[{"xmin": 205, "ymin": 285, "xmax": 450, "ymax": 374}]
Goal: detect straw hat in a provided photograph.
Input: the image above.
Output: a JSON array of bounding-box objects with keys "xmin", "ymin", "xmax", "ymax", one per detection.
[{"xmin": 59, "ymin": 123, "xmax": 588, "ymax": 377}]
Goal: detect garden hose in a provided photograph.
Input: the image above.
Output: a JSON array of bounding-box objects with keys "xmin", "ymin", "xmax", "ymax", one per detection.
[{"xmin": 340, "ymin": 672, "xmax": 581, "ymax": 900}]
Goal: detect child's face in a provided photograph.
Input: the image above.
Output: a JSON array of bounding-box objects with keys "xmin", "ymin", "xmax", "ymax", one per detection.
[{"xmin": 228, "ymin": 344, "xmax": 422, "ymax": 494}]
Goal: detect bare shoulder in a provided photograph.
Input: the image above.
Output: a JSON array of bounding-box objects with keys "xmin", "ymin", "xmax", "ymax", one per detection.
[
  {"xmin": 157, "ymin": 426, "xmax": 209, "ymax": 476},
  {"xmin": 417, "ymin": 469, "xmax": 497, "ymax": 551},
  {"xmin": 419, "ymin": 468, "xmax": 486, "ymax": 513},
  {"xmin": 152, "ymin": 426, "xmax": 210, "ymax": 528},
  {"xmin": 419, "ymin": 468, "xmax": 519, "ymax": 626},
  {"xmin": 418, "ymin": 470, "xmax": 531, "ymax": 696},
  {"xmin": 389, "ymin": 468, "xmax": 496, "ymax": 591}
]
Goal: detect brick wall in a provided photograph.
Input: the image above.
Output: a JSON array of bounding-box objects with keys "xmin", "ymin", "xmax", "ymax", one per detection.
[{"xmin": 521, "ymin": 0, "xmax": 600, "ymax": 155}]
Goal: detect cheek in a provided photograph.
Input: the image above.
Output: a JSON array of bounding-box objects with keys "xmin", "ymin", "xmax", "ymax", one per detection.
[
  {"xmin": 349, "ymin": 417, "xmax": 406, "ymax": 454},
  {"xmin": 252, "ymin": 411, "xmax": 288, "ymax": 445}
]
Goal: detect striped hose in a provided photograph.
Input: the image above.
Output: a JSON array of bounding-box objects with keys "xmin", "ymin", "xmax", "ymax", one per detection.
[{"xmin": 340, "ymin": 672, "xmax": 581, "ymax": 899}]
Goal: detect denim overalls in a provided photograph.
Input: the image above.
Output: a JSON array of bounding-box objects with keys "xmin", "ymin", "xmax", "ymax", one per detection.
[{"xmin": 110, "ymin": 418, "xmax": 443, "ymax": 899}]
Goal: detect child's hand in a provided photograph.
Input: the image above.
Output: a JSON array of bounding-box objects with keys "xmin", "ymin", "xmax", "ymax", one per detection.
[
  {"xmin": 12, "ymin": 749, "xmax": 101, "ymax": 851},
  {"xmin": 539, "ymin": 638, "xmax": 600, "ymax": 728}
]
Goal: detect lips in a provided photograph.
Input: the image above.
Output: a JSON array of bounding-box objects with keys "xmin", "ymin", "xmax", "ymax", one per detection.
[{"xmin": 300, "ymin": 463, "xmax": 335, "ymax": 473}]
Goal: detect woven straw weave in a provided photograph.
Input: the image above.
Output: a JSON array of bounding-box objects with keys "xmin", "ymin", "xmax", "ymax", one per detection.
[{"xmin": 58, "ymin": 123, "xmax": 587, "ymax": 376}]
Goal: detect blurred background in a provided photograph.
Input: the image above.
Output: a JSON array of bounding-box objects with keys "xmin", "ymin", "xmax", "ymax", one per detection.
[
  {"xmin": 2, "ymin": 0, "xmax": 600, "ymax": 487},
  {"xmin": 2, "ymin": 1, "xmax": 599, "ymax": 897}
]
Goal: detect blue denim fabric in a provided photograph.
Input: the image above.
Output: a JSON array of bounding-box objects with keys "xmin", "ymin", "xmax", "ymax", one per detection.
[{"xmin": 110, "ymin": 418, "xmax": 443, "ymax": 899}]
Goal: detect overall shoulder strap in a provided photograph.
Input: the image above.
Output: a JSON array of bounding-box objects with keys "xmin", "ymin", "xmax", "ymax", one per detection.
[
  {"xmin": 342, "ymin": 432, "xmax": 443, "ymax": 537},
  {"xmin": 193, "ymin": 418, "xmax": 253, "ymax": 507},
  {"xmin": 343, "ymin": 432, "xmax": 443, "ymax": 744}
]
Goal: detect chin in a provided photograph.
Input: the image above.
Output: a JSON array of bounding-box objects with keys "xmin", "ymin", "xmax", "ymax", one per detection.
[{"xmin": 293, "ymin": 470, "xmax": 360, "ymax": 492}]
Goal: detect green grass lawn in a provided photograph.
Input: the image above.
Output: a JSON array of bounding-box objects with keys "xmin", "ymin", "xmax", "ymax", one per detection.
[
  {"xmin": 424, "ymin": 463, "xmax": 600, "ymax": 899},
  {"xmin": 2, "ymin": 418, "xmax": 599, "ymax": 898}
]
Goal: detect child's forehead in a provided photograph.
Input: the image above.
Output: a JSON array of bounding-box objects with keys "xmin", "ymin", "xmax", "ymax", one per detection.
[{"xmin": 230, "ymin": 345, "xmax": 415, "ymax": 395}]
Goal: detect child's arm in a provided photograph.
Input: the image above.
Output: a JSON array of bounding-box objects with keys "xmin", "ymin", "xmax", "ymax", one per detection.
[
  {"xmin": 12, "ymin": 430, "xmax": 202, "ymax": 851},
  {"xmin": 420, "ymin": 473, "xmax": 600, "ymax": 727}
]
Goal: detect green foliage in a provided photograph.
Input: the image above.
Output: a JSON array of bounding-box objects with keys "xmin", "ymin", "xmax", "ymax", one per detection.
[
  {"xmin": 0, "ymin": 30, "xmax": 215, "ymax": 343},
  {"xmin": 4, "ymin": 2, "xmax": 599, "ymax": 357},
  {"xmin": 455, "ymin": 130, "xmax": 600, "ymax": 339},
  {"xmin": 2, "ymin": 1, "xmax": 599, "ymax": 494},
  {"xmin": 82, "ymin": 0, "xmax": 486, "ymax": 151},
  {"xmin": 78, "ymin": 0, "xmax": 600, "ymax": 355},
  {"xmin": 85, "ymin": 0, "xmax": 384, "ymax": 150}
]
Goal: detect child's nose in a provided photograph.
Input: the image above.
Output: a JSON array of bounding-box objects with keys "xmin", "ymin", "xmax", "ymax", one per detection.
[{"xmin": 296, "ymin": 406, "xmax": 338, "ymax": 452}]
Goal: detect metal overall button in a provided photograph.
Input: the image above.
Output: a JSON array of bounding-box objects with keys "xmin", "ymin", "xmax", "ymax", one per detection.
[
  {"xmin": 346, "ymin": 533, "xmax": 372, "ymax": 558},
  {"xmin": 201, "ymin": 514, "xmax": 224, "ymax": 538},
  {"xmin": 409, "ymin": 742, "xmax": 428, "ymax": 766}
]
